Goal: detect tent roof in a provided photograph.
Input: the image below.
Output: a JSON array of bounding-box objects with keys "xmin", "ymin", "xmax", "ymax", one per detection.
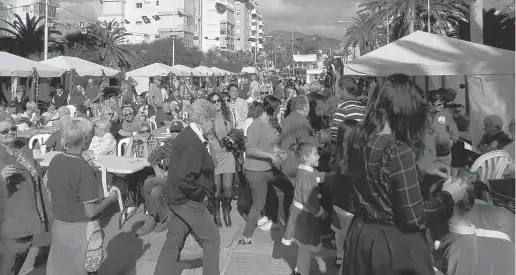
[
  {"xmin": 0, "ymin": 52, "xmax": 64, "ymax": 77},
  {"xmin": 126, "ymin": 63, "xmax": 185, "ymax": 77},
  {"xmin": 192, "ymin": 66, "xmax": 215, "ymax": 76},
  {"xmin": 344, "ymin": 31, "xmax": 515, "ymax": 76},
  {"xmin": 241, "ymin": 66, "xmax": 257, "ymax": 74},
  {"xmin": 210, "ymin": 67, "xmax": 232, "ymax": 75},
  {"xmin": 40, "ymin": 56, "xmax": 119, "ymax": 76},
  {"xmin": 293, "ymin": 54, "xmax": 317, "ymax": 62},
  {"xmin": 171, "ymin": 65, "xmax": 193, "ymax": 76}
]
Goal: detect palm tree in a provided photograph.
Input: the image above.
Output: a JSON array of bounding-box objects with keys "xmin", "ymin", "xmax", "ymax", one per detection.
[
  {"xmin": 0, "ymin": 12, "xmax": 61, "ymax": 57},
  {"xmin": 360, "ymin": 0, "xmax": 469, "ymax": 40},
  {"xmin": 343, "ymin": 12, "xmax": 387, "ymax": 56},
  {"xmin": 469, "ymin": 0, "xmax": 483, "ymax": 43},
  {"xmin": 86, "ymin": 19, "xmax": 133, "ymax": 68}
]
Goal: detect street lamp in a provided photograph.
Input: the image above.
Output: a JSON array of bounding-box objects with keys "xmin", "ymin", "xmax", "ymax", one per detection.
[{"xmin": 172, "ymin": 11, "xmax": 185, "ymax": 66}]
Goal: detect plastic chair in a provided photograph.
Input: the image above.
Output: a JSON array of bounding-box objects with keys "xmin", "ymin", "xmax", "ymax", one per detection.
[
  {"xmin": 117, "ymin": 138, "xmax": 131, "ymax": 156},
  {"xmin": 147, "ymin": 118, "xmax": 157, "ymax": 130},
  {"xmin": 470, "ymin": 150, "xmax": 512, "ymax": 185},
  {"xmin": 28, "ymin": 134, "xmax": 51, "ymax": 149},
  {"xmin": 100, "ymin": 166, "xmax": 125, "ymax": 227}
]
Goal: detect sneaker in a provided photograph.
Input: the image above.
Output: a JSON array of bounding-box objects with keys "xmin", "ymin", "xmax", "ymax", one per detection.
[
  {"xmin": 237, "ymin": 237, "xmax": 253, "ymax": 246},
  {"xmin": 259, "ymin": 220, "xmax": 280, "ymax": 231},
  {"xmin": 257, "ymin": 216, "xmax": 269, "ymax": 226}
]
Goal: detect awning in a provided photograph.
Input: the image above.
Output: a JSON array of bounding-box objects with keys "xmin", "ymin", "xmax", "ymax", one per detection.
[
  {"xmin": 171, "ymin": 65, "xmax": 193, "ymax": 76},
  {"xmin": 0, "ymin": 52, "xmax": 64, "ymax": 77},
  {"xmin": 293, "ymin": 54, "xmax": 317, "ymax": 63},
  {"xmin": 126, "ymin": 63, "xmax": 185, "ymax": 77},
  {"xmin": 40, "ymin": 56, "xmax": 119, "ymax": 76},
  {"xmin": 192, "ymin": 66, "xmax": 215, "ymax": 76}
]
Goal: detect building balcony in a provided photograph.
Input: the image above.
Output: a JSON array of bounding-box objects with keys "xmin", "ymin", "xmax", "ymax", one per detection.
[
  {"xmin": 258, "ymin": 28, "xmax": 263, "ymax": 34},
  {"xmin": 251, "ymin": 25, "xmax": 257, "ymax": 31},
  {"xmin": 251, "ymin": 9, "xmax": 256, "ymax": 15},
  {"xmin": 258, "ymin": 20, "xmax": 263, "ymax": 26}
]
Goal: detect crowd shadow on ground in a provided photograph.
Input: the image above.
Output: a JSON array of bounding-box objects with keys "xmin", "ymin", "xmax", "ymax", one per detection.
[{"xmin": 97, "ymin": 222, "xmax": 151, "ymax": 275}]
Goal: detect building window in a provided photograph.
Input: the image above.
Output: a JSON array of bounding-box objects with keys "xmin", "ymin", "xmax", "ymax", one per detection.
[
  {"xmin": 136, "ymin": 21, "xmax": 142, "ymax": 25},
  {"xmin": 236, "ymin": 11, "xmax": 240, "ymax": 15},
  {"xmin": 156, "ymin": 1, "xmax": 159, "ymax": 5},
  {"xmin": 136, "ymin": 3, "xmax": 142, "ymax": 8},
  {"xmin": 220, "ymin": 22, "xmax": 227, "ymax": 35}
]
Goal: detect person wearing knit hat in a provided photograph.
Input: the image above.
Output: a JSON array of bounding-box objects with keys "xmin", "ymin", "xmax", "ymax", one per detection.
[{"xmin": 477, "ymin": 114, "xmax": 512, "ymax": 154}]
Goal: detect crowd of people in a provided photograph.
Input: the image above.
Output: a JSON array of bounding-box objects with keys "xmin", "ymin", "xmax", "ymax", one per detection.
[{"xmin": 0, "ymin": 71, "xmax": 514, "ymax": 275}]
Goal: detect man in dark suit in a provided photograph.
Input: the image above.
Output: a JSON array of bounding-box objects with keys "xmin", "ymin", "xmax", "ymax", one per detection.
[{"xmin": 154, "ymin": 99, "xmax": 220, "ymax": 275}]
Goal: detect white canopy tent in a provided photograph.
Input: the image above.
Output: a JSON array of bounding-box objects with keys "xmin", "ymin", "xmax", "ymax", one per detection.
[
  {"xmin": 241, "ymin": 66, "xmax": 257, "ymax": 74},
  {"xmin": 40, "ymin": 56, "xmax": 119, "ymax": 76},
  {"xmin": 210, "ymin": 67, "xmax": 232, "ymax": 76},
  {"xmin": 293, "ymin": 54, "xmax": 317, "ymax": 63},
  {"xmin": 171, "ymin": 64, "xmax": 193, "ymax": 76},
  {"xmin": 344, "ymin": 31, "xmax": 515, "ymax": 145},
  {"xmin": 126, "ymin": 63, "xmax": 187, "ymax": 94},
  {"xmin": 0, "ymin": 52, "xmax": 64, "ymax": 77},
  {"xmin": 192, "ymin": 66, "xmax": 215, "ymax": 76},
  {"xmin": 126, "ymin": 63, "xmax": 185, "ymax": 77}
]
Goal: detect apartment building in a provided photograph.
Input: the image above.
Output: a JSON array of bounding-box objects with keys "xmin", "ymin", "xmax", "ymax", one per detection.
[
  {"xmin": 0, "ymin": 0, "xmax": 58, "ymax": 36},
  {"xmin": 234, "ymin": 0, "xmax": 263, "ymax": 53},
  {"xmin": 200, "ymin": 0, "xmax": 236, "ymax": 52},
  {"xmin": 99, "ymin": 0, "xmax": 200, "ymax": 47}
]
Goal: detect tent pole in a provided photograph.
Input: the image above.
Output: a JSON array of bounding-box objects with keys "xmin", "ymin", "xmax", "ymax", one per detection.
[{"xmin": 464, "ymin": 75, "xmax": 470, "ymax": 117}]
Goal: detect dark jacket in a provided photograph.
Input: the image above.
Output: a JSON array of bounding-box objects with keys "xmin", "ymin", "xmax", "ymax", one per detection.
[{"xmin": 166, "ymin": 126, "xmax": 215, "ymax": 205}]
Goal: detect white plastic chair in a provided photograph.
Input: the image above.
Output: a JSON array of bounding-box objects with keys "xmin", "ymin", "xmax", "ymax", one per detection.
[
  {"xmin": 147, "ymin": 118, "xmax": 157, "ymax": 130},
  {"xmin": 117, "ymin": 138, "xmax": 131, "ymax": 156},
  {"xmin": 100, "ymin": 166, "xmax": 125, "ymax": 223},
  {"xmin": 470, "ymin": 150, "xmax": 512, "ymax": 185},
  {"xmin": 28, "ymin": 134, "xmax": 51, "ymax": 149}
]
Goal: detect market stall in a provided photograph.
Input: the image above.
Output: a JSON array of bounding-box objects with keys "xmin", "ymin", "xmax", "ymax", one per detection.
[
  {"xmin": 40, "ymin": 56, "xmax": 119, "ymax": 76},
  {"xmin": 343, "ymin": 31, "xmax": 515, "ymax": 145},
  {"xmin": 126, "ymin": 63, "xmax": 187, "ymax": 94}
]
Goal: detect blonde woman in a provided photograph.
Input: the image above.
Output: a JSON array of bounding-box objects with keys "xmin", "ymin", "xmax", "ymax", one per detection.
[{"xmin": 46, "ymin": 118, "xmax": 118, "ymax": 275}]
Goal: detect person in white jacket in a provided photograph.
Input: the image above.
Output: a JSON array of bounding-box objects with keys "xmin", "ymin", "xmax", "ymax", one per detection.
[{"xmin": 227, "ymin": 84, "xmax": 248, "ymax": 130}]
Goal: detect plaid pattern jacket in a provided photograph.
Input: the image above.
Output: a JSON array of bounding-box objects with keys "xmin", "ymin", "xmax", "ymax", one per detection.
[{"xmin": 352, "ymin": 134, "xmax": 454, "ymax": 232}]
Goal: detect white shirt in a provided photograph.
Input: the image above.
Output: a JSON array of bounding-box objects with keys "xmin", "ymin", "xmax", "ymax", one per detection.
[
  {"xmin": 66, "ymin": 105, "xmax": 77, "ymax": 117},
  {"xmin": 189, "ymin": 122, "xmax": 211, "ymax": 155},
  {"xmin": 243, "ymin": 118, "xmax": 254, "ymax": 137},
  {"xmin": 227, "ymin": 97, "xmax": 248, "ymax": 130},
  {"xmin": 88, "ymin": 133, "xmax": 117, "ymax": 156}
]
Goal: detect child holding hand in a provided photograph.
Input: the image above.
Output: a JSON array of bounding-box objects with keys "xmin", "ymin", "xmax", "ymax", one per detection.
[{"xmin": 282, "ymin": 142, "xmax": 328, "ymax": 275}]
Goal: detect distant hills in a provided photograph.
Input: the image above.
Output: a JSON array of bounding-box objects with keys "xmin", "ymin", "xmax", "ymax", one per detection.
[{"xmin": 263, "ymin": 30, "xmax": 342, "ymax": 53}]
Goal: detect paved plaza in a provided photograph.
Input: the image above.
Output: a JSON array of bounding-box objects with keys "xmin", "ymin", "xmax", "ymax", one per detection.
[{"xmin": 20, "ymin": 199, "xmax": 339, "ymax": 275}]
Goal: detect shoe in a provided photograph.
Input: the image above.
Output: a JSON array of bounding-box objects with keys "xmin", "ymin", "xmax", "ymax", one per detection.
[
  {"xmin": 259, "ymin": 220, "xmax": 280, "ymax": 231},
  {"xmin": 322, "ymin": 237, "xmax": 337, "ymax": 249},
  {"xmin": 154, "ymin": 213, "xmax": 170, "ymax": 233},
  {"xmin": 222, "ymin": 197, "xmax": 232, "ymax": 228},
  {"xmin": 257, "ymin": 216, "xmax": 269, "ymax": 226},
  {"xmin": 237, "ymin": 237, "xmax": 253, "ymax": 246},
  {"xmin": 136, "ymin": 217, "xmax": 157, "ymax": 237},
  {"xmin": 213, "ymin": 197, "xmax": 222, "ymax": 228}
]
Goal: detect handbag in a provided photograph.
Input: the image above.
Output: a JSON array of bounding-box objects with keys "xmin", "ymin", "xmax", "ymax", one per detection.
[{"xmin": 85, "ymin": 220, "xmax": 104, "ymax": 272}]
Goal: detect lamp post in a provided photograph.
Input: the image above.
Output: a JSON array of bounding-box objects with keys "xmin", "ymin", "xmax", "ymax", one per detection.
[
  {"xmin": 43, "ymin": 0, "xmax": 48, "ymax": 60},
  {"xmin": 427, "ymin": 0, "xmax": 431, "ymax": 33},
  {"xmin": 291, "ymin": 21, "xmax": 294, "ymax": 76},
  {"xmin": 172, "ymin": 11, "xmax": 185, "ymax": 66}
]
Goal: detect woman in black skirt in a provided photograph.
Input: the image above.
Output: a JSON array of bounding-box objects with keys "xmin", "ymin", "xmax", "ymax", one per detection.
[{"xmin": 341, "ymin": 74, "xmax": 467, "ymax": 275}]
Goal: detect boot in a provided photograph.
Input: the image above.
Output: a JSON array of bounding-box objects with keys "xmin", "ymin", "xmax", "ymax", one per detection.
[
  {"xmin": 213, "ymin": 197, "xmax": 222, "ymax": 228},
  {"xmin": 222, "ymin": 197, "xmax": 232, "ymax": 228}
]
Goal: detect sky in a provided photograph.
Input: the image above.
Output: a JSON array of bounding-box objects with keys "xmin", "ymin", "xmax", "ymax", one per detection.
[{"xmin": 57, "ymin": 0, "xmax": 514, "ymax": 40}]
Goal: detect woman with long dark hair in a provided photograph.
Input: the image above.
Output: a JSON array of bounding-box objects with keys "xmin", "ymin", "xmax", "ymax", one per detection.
[
  {"xmin": 207, "ymin": 92, "xmax": 237, "ymax": 228},
  {"xmin": 341, "ymin": 74, "xmax": 467, "ymax": 275},
  {"xmin": 238, "ymin": 95, "xmax": 293, "ymax": 245}
]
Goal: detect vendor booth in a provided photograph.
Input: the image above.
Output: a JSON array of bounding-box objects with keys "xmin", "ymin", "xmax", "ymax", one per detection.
[
  {"xmin": 192, "ymin": 66, "xmax": 216, "ymax": 76},
  {"xmin": 126, "ymin": 63, "xmax": 186, "ymax": 94},
  {"xmin": 306, "ymin": 68, "xmax": 324, "ymax": 84},
  {"xmin": 40, "ymin": 56, "xmax": 119, "ymax": 76},
  {"xmin": 343, "ymin": 31, "xmax": 515, "ymax": 145}
]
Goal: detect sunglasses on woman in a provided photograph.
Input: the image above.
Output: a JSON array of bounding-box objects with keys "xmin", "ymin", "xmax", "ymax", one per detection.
[
  {"xmin": 0, "ymin": 126, "xmax": 17, "ymax": 135},
  {"xmin": 140, "ymin": 129, "xmax": 151, "ymax": 134},
  {"xmin": 211, "ymin": 98, "xmax": 222, "ymax": 104}
]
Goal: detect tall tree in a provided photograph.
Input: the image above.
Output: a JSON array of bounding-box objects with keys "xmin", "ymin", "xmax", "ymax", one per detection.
[
  {"xmin": 360, "ymin": 0, "xmax": 469, "ymax": 40},
  {"xmin": 470, "ymin": 0, "xmax": 483, "ymax": 43},
  {"xmin": 86, "ymin": 19, "xmax": 133, "ymax": 68},
  {"xmin": 0, "ymin": 12, "xmax": 61, "ymax": 57},
  {"xmin": 343, "ymin": 12, "xmax": 387, "ymax": 55}
]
